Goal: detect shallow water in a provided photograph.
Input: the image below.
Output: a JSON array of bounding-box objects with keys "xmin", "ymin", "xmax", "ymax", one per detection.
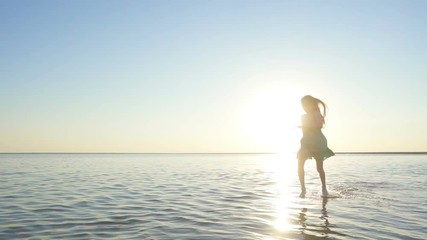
[{"xmin": 1, "ymin": 153, "xmax": 426, "ymax": 239}]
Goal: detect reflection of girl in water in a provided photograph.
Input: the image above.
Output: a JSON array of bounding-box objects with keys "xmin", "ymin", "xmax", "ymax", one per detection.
[{"xmin": 297, "ymin": 95, "xmax": 334, "ymax": 198}]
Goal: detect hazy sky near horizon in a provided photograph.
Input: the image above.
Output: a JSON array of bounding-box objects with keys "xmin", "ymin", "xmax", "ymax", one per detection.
[{"xmin": 1, "ymin": 0, "xmax": 426, "ymax": 153}]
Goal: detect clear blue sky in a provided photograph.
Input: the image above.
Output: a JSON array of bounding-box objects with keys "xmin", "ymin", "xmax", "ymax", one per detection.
[{"xmin": 1, "ymin": 0, "xmax": 426, "ymax": 153}]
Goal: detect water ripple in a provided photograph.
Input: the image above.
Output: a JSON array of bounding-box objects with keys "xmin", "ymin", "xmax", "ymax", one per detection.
[{"xmin": 1, "ymin": 154, "xmax": 426, "ymax": 239}]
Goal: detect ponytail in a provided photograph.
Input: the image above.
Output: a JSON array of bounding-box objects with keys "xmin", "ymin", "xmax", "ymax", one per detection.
[{"xmin": 317, "ymin": 99, "xmax": 327, "ymax": 118}]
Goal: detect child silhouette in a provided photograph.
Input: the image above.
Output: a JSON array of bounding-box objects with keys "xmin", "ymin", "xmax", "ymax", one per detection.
[{"xmin": 297, "ymin": 95, "xmax": 334, "ymax": 198}]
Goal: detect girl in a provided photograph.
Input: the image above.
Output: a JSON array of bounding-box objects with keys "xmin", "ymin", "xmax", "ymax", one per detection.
[{"xmin": 297, "ymin": 95, "xmax": 334, "ymax": 198}]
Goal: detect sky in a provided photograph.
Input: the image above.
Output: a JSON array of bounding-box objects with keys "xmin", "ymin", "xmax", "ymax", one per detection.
[{"xmin": 1, "ymin": 0, "xmax": 426, "ymax": 153}]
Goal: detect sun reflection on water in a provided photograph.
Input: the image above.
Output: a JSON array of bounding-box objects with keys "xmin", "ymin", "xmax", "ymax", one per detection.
[{"xmin": 263, "ymin": 153, "xmax": 298, "ymax": 233}]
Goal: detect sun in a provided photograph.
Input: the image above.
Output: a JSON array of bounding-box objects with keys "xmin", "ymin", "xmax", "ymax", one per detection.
[{"xmin": 243, "ymin": 87, "xmax": 303, "ymax": 154}]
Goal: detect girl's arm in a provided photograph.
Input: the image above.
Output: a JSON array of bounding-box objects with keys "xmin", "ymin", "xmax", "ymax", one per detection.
[{"xmin": 302, "ymin": 112, "xmax": 324, "ymax": 128}]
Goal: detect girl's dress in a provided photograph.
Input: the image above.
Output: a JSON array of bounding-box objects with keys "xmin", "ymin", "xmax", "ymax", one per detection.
[{"xmin": 297, "ymin": 111, "xmax": 334, "ymax": 161}]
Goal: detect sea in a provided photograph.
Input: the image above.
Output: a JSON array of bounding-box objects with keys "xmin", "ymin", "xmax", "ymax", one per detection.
[{"xmin": 1, "ymin": 153, "xmax": 426, "ymax": 240}]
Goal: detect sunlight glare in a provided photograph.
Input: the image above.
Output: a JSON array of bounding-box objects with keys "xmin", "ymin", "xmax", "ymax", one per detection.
[{"xmin": 243, "ymin": 87, "xmax": 303, "ymax": 153}]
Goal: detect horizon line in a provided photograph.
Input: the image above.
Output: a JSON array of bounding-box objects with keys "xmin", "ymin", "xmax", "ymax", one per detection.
[{"xmin": 0, "ymin": 151, "xmax": 426, "ymax": 155}]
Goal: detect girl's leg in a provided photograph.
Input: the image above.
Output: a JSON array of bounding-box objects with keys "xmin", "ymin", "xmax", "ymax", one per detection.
[
  {"xmin": 315, "ymin": 158, "xmax": 328, "ymax": 195},
  {"xmin": 298, "ymin": 158, "xmax": 306, "ymax": 198}
]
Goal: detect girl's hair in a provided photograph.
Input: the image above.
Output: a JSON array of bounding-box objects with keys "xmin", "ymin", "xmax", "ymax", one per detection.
[{"xmin": 301, "ymin": 95, "xmax": 327, "ymax": 118}]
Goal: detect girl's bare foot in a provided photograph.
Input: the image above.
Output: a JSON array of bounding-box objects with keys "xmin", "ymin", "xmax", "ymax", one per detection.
[
  {"xmin": 321, "ymin": 189, "xmax": 329, "ymax": 198},
  {"xmin": 299, "ymin": 188, "xmax": 306, "ymax": 198}
]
